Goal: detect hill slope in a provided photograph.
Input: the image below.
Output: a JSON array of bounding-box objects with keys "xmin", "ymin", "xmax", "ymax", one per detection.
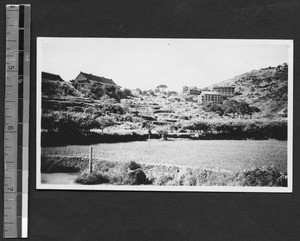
[{"xmin": 213, "ymin": 63, "xmax": 288, "ymax": 118}]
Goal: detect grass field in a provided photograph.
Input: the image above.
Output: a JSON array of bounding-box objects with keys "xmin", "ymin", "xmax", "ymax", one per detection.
[{"xmin": 42, "ymin": 139, "xmax": 287, "ymax": 172}]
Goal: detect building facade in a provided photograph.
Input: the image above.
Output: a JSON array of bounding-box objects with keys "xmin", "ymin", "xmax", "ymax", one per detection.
[
  {"xmin": 198, "ymin": 91, "xmax": 221, "ymax": 104},
  {"xmin": 186, "ymin": 87, "xmax": 201, "ymax": 95},
  {"xmin": 213, "ymin": 86, "xmax": 235, "ymax": 97}
]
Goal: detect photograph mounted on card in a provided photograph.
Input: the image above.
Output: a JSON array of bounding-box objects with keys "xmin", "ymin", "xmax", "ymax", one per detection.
[{"xmin": 36, "ymin": 38, "xmax": 293, "ymax": 192}]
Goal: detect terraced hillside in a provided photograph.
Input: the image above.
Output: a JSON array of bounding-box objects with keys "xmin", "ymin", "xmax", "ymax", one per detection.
[{"xmin": 212, "ymin": 63, "xmax": 288, "ymax": 118}]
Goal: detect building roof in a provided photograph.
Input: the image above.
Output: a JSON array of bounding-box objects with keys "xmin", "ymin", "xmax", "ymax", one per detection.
[
  {"xmin": 42, "ymin": 72, "xmax": 64, "ymax": 81},
  {"xmin": 213, "ymin": 86, "xmax": 235, "ymax": 89},
  {"xmin": 200, "ymin": 91, "xmax": 220, "ymax": 95},
  {"xmin": 188, "ymin": 86, "xmax": 199, "ymax": 90},
  {"xmin": 79, "ymin": 72, "xmax": 117, "ymax": 85}
]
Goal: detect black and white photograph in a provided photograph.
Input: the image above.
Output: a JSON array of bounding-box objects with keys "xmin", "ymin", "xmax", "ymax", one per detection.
[{"xmin": 36, "ymin": 38, "xmax": 293, "ymax": 192}]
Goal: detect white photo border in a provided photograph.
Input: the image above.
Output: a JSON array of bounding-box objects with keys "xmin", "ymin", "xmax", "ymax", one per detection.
[{"xmin": 36, "ymin": 38, "xmax": 293, "ymax": 192}]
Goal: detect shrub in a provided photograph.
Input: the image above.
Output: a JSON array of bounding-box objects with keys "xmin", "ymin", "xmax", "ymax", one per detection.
[
  {"xmin": 156, "ymin": 127, "xmax": 169, "ymax": 140},
  {"xmin": 124, "ymin": 161, "xmax": 141, "ymax": 170},
  {"xmin": 75, "ymin": 170, "xmax": 110, "ymax": 184},
  {"xmin": 41, "ymin": 155, "xmax": 88, "ymax": 173},
  {"xmin": 74, "ymin": 160, "xmax": 151, "ymax": 185},
  {"xmin": 153, "ymin": 173, "xmax": 175, "ymax": 185},
  {"xmin": 242, "ymin": 166, "xmax": 287, "ymax": 187}
]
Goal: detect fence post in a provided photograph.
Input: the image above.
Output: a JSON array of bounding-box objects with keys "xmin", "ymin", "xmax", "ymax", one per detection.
[{"xmin": 89, "ymin": 147, "xmax": 93, "ymax": 173}]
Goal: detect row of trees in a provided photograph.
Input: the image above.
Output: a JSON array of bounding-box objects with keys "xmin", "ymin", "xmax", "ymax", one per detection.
[
  {"xmin": 179, "ymin": 119, "xmax": 287, "ymax": 140},
  {"xmin": 203, "ymin": 99, "xmax": 260, "ymax": 117},
  {"xmin": 73, "ymin": 82, "xmax": 133, "ymax": 102},
  {"xmin": 42, "ymin": 111, "xmax": 116, "ymax": 135}
]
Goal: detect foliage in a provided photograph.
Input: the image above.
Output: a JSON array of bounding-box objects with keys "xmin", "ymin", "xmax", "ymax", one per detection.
[
  {"xmin": 42, "ymin": 155, "xmax": 287, "ymax": 187},
  {"xmin": 42, "ymin": 111, "xmax": 98, "ymax": 134},
  {"xmin": 41, "ymin": 155, "xmax": 88, "ymax": 173},
  {"xmin": 242, "ymin": 166, "xmax": 287, "ymax": 186},
  {"xmin": 75, "ymin": 160, "xmax": 150, "ymax": 185},
  {"xmin": 95, "ymin": 115, "xmax": 116, "ymax": 132},
  {"xmin": 181, "ymin": 118, "xmax": 287, "ymax": 140},
  {"xmin": 42, "ymin": 80, "xmax": 81, "ymax": 97},
  {"xmin": 155, "ymin": 84, "xmax": 168, "ymax": 92},
  {"xmin": 121, "ymin": 88, "xmax": 132, "ymax": 98},
  {"xmin": 203, "ymin": 102, "xmax": 224, "ymax": 116},
  {"xmin": 75, "ymin": 170, "xmax": 110, "ymax": 184},
  {"xmin": 75, "ymin": 82, "xmax": 123, "ymax": 101},
  {"xmin": 168, "ymin": 91, "xmax": 178, "ymax": 95},
  {"xmin": 182, "ymin": 86, "xmax": 188, "ymax": 93},
  {"xmin": 156, "ymin": 127, "xmax": 169, "ymax": 139}
]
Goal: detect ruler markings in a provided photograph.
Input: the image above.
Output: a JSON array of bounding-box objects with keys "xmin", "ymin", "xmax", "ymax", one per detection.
[{"xmin": 4, "ymin": 4, "xmax": 30, "ymax": 239}]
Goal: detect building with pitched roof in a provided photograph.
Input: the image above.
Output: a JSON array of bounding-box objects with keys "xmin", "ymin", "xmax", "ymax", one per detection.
[
  {"xmin": 42, "ymin": 72, "xmax": 64, "ymax": 82},
  {"xmin": 72, "ymin": 71, "xmax": 117, "ymax": 88}
]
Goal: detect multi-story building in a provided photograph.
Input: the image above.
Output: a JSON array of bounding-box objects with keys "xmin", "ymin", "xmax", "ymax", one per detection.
[
  {"xmin": 186, "ymin": 87, "xmax": 201, "ymax": 95},
  {"xmin": 198, "ymin": 91, "xmax": 221, "ymax": 104},
  {"xmin": 213, "ymin": 86, "xmax": 235, "ymax": 97}
]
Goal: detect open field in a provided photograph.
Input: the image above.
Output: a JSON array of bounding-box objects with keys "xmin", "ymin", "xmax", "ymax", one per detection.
[{"xmin": 42, "ymin": 140, "xmax": 287, "ymax": 172}]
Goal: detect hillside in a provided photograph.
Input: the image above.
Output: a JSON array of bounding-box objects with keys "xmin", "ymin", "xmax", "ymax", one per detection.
[
  {"xmin": 42, "ymin": 78, "xmax": 83, "ymax": 98},
  {"xmin": 41, "ymin": 63, "xmax": 288, "ymax": 123},
  {"xmin": 212, "ymin": 63, "xmax": 288, "ymax": 118}
]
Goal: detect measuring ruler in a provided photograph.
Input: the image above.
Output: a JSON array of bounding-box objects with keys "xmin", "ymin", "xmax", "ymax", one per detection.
[{"xmin": 4, "ymin": 4, "xmax": 30, "ymax": 238}]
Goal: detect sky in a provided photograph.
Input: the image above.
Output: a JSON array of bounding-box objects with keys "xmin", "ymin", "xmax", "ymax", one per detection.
[{"xmin": 38, "ymin": 38, "xmax": 292, "ymax": 92}]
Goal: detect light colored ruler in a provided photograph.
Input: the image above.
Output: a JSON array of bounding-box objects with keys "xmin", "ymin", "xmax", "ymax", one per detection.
[{"xmin": 4, "ymin": 4, "xmax": 30, "ymax": 238}]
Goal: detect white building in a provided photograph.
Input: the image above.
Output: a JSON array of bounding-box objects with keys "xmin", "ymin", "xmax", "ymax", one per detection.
[
  {"xmin": 213, "ymin": 86, "xmax": 235, "ymax": 97},
  {"xmin": 186, "ymin": 87, "xmax": 201, "ymax": 95},
  {"xmin": 198, "ymin": 91, "xmax": 221, "ymax": 104}
]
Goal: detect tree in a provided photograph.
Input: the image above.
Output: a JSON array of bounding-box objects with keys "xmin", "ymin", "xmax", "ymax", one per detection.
[
  {"xmin": 103, "ymin": 85, "xmax": 122, "ymax": 102},
  {"xmin": 182, "ymin": 86, "xmax": 188, "ymax": 93},
  {"xmin": 121, "ymin": 88, "xmax": 132, "ymax": 98},
  {"xmin": 143, "ymin": 121, "xmax": 155, "ymax": 139},
  {"xmin": 237, "ymin": 101, "xmax": 252, "ymax": 117},
  {"xmin": 222, "ymin": 99, "xmax": 239, "ymax": 117},
  {"xmin": 203, "ymin": 102, "xmax": 224, "ymax": 116},
  {"xmin": 157, "ymin": 126, "xmax": 169, "ymax": 140},
  {"xmin": 148, "ymin": 89, "xmax": 155, "ymax": 96},
  {"xmin": 134, "ymin": 88, "xmax": 142, "ymax": 95},
  {"xmin": 42, "ymin": 111, "xmax": 98, "ymax": 135},
  {"xmin": 168, "ymin": 91, "xmax": 178, "ymax": 96},
  {"xmin": 156, "ymin": 84, "xmax": 168, "ymax": 92},
  {"xmin": 96, "ymin": 116, "xmax": 115, "ymax": 133}
]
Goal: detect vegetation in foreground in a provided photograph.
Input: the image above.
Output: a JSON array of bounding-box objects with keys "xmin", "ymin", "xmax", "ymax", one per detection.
[
  {"xmin": 41, "ymin": 155, "xmax": 287, "ymax": 187},
  {"xmin": 42, "ymin": 140, "xmax": 287, "ymax": 173}
]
